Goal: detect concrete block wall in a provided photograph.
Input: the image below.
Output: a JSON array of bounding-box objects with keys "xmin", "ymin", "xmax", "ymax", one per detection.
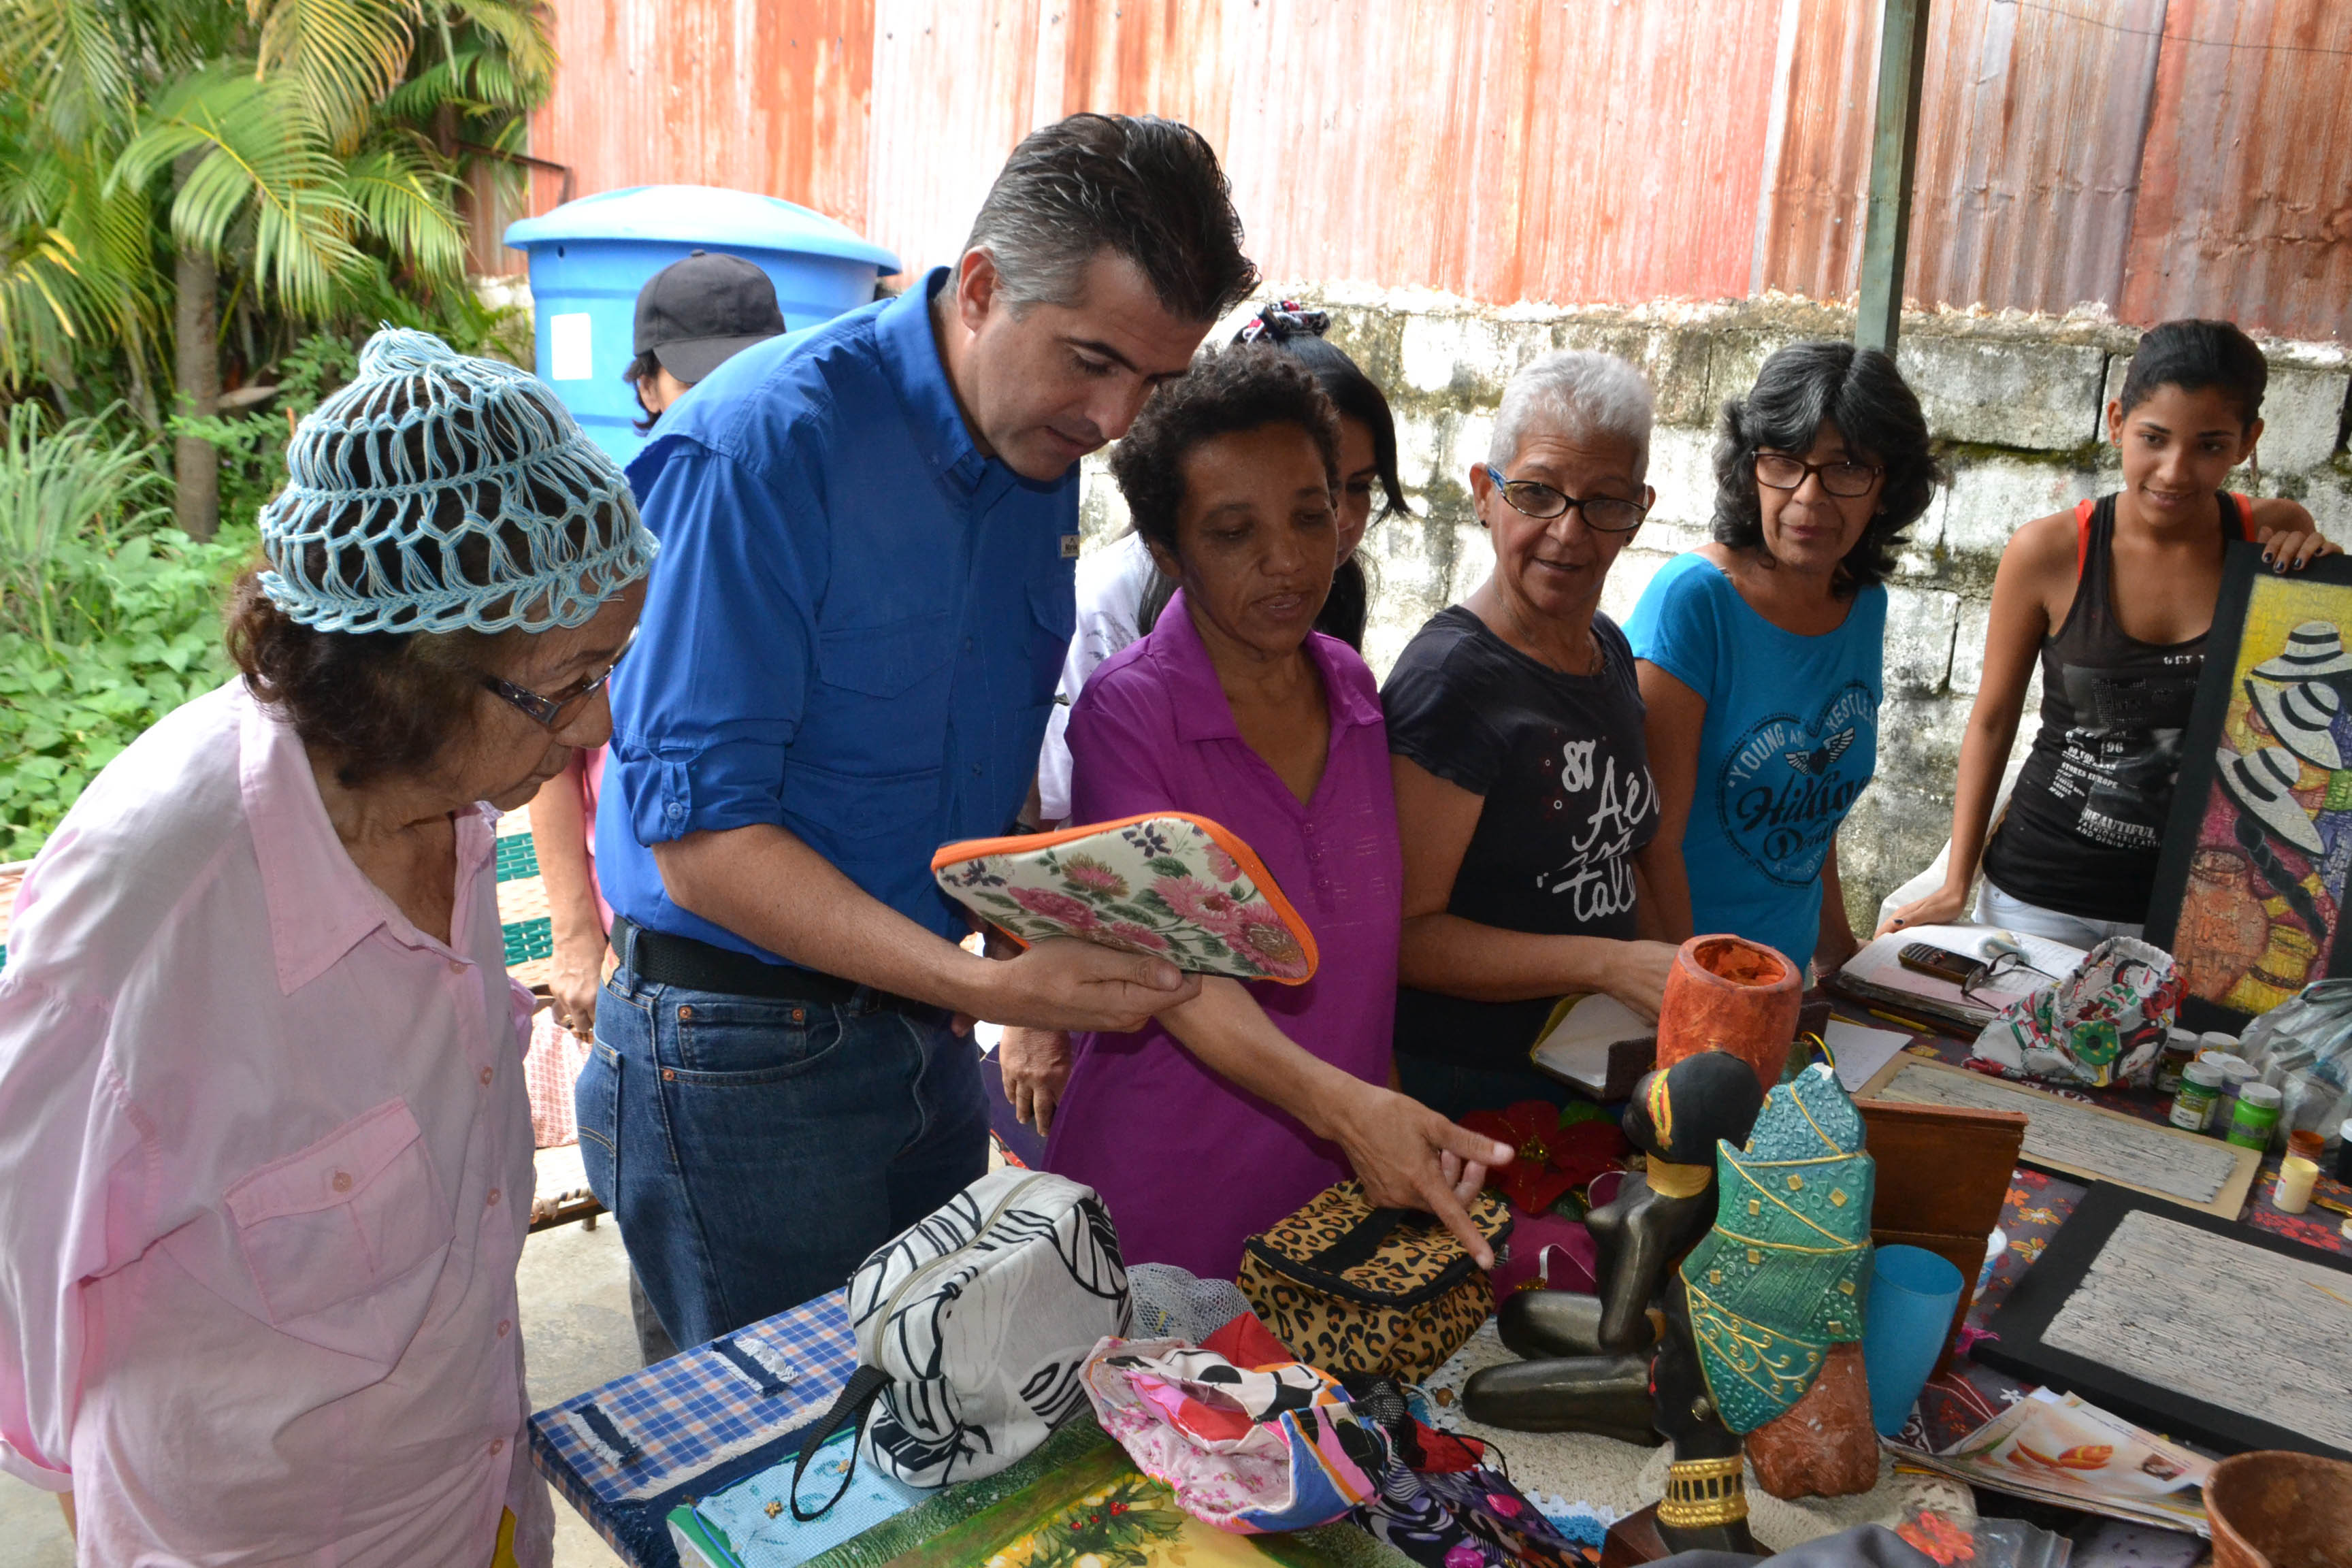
[{"xmin": 1075, "ymin": 289, "xmax": 2352, "ymax": 933}]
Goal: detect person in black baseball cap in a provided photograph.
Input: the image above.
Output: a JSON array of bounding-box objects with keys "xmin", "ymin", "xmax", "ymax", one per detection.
[{"xmin": 623, "ymin": 250, "xmax": 787, "ymax": 430}]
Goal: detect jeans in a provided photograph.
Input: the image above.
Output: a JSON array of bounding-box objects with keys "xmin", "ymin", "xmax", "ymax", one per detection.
[
  {"xmin": 1976, "ymin": 880, "xmax": 2144, "ymax": 951},
  {"xmin": 576, "ymin": 962, "xmax": 987, "ymax": 1350}
]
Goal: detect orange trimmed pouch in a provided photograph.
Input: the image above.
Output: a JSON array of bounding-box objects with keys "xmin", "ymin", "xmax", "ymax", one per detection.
[{"xmin": 931, "ymin": 813, "xmax": 1319, "ymax": 983}]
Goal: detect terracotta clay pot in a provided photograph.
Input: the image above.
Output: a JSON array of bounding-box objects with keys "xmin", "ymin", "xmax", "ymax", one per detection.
[
  {"xmin": 2208, "ymin": 1451, "xmax": 2352, "ymax": 1568},
  {"xmin": 1655, "ymin": 934, "xmax": 1803, "ymax": 1090}
]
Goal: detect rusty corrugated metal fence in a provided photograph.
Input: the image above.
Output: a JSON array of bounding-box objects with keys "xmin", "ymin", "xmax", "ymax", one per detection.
[{"xmin": 512, "ymin": 0, "xmax": 2352, "ymax": 342}]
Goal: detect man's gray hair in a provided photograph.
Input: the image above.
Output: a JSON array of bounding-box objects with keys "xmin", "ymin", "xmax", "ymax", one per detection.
[
  {"xmin": 1489, "ymin": 350, "xmax": 1655, "ymax": 475},
  {"xmin": 964, "ymin": 113, "xmax": 1257, "ymax": 323}
]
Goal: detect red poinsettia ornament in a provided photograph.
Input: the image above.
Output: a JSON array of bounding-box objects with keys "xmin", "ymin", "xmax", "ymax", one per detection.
[{"xmin": 1457, "ymin": 1100, "xmax": 1628, "ymax": 1214}]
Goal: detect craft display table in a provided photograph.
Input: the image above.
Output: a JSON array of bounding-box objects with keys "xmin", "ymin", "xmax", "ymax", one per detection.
[
  {"xmin": 534, "ymin": 1011, "xmax": 2351, "ymax": 1563},
  {"xmin": 532, "ymin": 1290, "xmax": 862, "ymax": 1566},
  {"xmin": 1854, "ymin": 1014, "xmax": 2352, "ymax": 1258},
  {"xmin": 528, "ymin": 1290, "xmax": 1399, "ymax": 1568}
]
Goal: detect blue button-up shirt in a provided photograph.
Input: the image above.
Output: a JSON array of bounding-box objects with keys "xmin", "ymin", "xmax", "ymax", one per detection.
[{"xmin": 598, "ymin": 268, "xmax": 1079, "ymax": 962}]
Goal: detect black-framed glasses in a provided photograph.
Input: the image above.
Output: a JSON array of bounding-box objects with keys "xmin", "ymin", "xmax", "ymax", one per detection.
[
  {"xmin": 1483, "ymin": 467, "xmax": 1649, "ymax": 533},
  {"xmin": 483, "ymin": 625, "xmax": 636, "ymax": 732},
  {"xmin": 1959, "ymin": 949, "xmax": 2059, "ymax": 1007},
  {"xmin": 1753, "ymin": 452, "xmax": 1882, "ymax": 497}
]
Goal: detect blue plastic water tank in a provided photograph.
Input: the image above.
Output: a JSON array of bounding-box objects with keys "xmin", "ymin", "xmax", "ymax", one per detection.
[{"xmin": 504, "ymin": 185, "xmax": 901, "ymax": 461}]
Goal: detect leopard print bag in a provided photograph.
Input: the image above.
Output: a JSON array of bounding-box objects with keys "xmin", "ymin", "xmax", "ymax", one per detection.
[{"xmin": 1237, "ymin": 1180, "xmax": 1509, "ymax": 1382}]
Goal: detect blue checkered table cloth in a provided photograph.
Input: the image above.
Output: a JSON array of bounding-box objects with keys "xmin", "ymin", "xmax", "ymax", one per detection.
[{"xmin": 531, "ymin": 1289, "xmax": 858, "ymax": 1565}]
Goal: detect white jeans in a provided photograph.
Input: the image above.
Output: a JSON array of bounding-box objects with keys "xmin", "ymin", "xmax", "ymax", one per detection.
[{"xmin": 1976, "ymin": 880, "xmax": 2143, "ymax": 950}]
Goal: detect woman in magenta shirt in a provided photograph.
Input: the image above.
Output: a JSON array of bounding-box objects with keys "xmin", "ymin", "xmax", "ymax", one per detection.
[{"xmin": 1038, "ymin": 348, "xmax": 1509, "ymax": 1279}]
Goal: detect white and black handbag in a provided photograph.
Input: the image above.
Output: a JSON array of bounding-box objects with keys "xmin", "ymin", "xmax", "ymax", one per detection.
[{"xmin": 789, "ymin": 1169, "xmax": 1130, "ymax": 1518}]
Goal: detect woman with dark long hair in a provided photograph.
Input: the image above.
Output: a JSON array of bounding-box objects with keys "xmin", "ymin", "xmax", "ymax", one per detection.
[
  {"xmin": 1627, "ymin": 342, "xmax": 1943, "ymax": 973},
  {"xmin": 1881, "ymin": 319, "xmax": 2333, "ymax": 953}
]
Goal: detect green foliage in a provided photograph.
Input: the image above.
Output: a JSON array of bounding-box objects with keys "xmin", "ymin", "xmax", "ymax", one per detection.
[
  {"xmin": 172, "ymin": 302, "xmax": 522, "ymax": 536},
  {"xmin": 1, "ymin": 0, "xmax": 553, "ymax": 393},
  {"xmin": 0, "ymin": 402, "xmax": 252, "ymax": 857}
]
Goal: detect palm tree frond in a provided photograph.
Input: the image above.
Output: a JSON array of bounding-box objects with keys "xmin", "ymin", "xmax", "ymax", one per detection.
[
  {"xmin": 118, "ymin": 67, "xmax": 363, "ymax": 314},
  {"xmin": 250, "ymin": 0, "xmax": 421, "ymax": 152},
  {"xmin": 342, "ymin": 140, "xmax": 461, "ymax": 280},
  {"xmin": 433, "ymin": 0, "xmax": 551, "ymax": 98}
]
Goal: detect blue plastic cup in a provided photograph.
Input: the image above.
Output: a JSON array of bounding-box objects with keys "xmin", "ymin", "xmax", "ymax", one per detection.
[{"xmin": 1862, "ymin": 1244, "xmax": 1965, "ymax": 1437}]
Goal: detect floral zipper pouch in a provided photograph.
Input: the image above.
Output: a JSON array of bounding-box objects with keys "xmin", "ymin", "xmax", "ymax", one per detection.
[{"xmin": 930, "ymin": 813, "xmax": 1318, "ymax": 983}]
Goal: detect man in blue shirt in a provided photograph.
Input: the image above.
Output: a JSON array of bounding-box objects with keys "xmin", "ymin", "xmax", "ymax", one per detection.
[{"xmin": 586, "ymin": 114, "xmax": 1258, "ymax": 1347}]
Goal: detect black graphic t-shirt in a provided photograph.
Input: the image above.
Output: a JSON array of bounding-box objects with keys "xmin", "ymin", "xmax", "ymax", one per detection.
[
  {"xmin": 1382, "ymin": 606, "xmax": 1660, "ymax": 1068},
  {"xmin": 1983, "ymin": 493, "xmax": 2251, "ymax": 921}
]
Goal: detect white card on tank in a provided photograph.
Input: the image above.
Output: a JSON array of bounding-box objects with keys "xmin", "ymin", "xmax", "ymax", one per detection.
[{"xmin": 549, "ymin": 312, "xmax": 593, "ymax": 380}]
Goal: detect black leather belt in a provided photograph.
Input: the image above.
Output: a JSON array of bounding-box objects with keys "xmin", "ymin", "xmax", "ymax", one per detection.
[{"xmin": 610, "ymin": 916, "xmax": 947, "ymax": 1022}]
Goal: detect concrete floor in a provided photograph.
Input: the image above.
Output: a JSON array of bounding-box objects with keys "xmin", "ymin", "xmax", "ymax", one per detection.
[{"xmin": 0, "ymin": 1169, "xmax": 640, "ymax": 1567}]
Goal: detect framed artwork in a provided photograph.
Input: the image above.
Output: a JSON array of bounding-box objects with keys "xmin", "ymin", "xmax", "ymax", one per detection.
[
  {"xmin": 2147, "ymin": 546, "xmax": 2352, "ymax": 1031},
  {"xmin": 1978, "ymin": 1182, "xmax": 2352, "ymax": 1460},
  {"xmin": 1857, "ymin": 1058, "xmax": 2259, "ymax": 1219}
]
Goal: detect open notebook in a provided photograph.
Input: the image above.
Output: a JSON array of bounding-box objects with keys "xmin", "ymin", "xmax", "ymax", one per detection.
[
  {"xmin": 1529, "ymin": 992, "xmax": 1656, "ymax": 1099},
  {"xmin": 1833, "ymin": 924, "xmax": 2089, "ymax": 1031}
]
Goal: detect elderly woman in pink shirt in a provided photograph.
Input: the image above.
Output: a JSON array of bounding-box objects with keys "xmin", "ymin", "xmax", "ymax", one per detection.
[
  {"xmin": 1013, "ymin": 348, "xmax": 1512, "ymax": 1279},
  {"xmin": 0, "ymin": 331, "xmax": 653, "ymax": 1565}
]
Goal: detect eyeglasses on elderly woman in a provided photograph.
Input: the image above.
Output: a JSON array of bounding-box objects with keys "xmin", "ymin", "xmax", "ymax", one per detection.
[
  {"xmin": 483, "ymin": 624, "xmax": 638, "ymax": 731},
  {"xmin": 1753, "ymin": 451, "xmax": 1882, "ymax": 497},
  {"xmin": 1482, "ymin": 466, "xmax": 1650, "ymax": 533}
]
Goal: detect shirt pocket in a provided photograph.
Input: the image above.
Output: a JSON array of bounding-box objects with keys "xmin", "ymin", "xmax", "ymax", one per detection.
[
  {"xmin": 817, "ymin": 613, "xmax": 953, "ymax": 700},
  {"xmin": 222, "ymin": 1098, "xmax": 455, "ymax": 1367}
]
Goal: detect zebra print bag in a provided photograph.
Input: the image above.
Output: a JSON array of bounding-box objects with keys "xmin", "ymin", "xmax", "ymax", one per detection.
[{"xmin": 789, "ymin": 1169, "xmax": 1131, "ymax": 1519}]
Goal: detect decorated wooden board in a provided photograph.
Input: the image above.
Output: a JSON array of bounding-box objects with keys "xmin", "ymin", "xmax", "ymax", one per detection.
[
  {"xmin": 1858, "ymin": 1057, "xmax": 2259, "ymax": 1219},
  {"xmin": 1980, "ymin": 1183, "xmax": 2352, "ymax": 1460}
]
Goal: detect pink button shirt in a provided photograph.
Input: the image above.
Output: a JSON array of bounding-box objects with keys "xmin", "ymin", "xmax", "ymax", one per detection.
[{"xmin": 0, "ymin": 682, "xmax": 552, "ymax": 1565}]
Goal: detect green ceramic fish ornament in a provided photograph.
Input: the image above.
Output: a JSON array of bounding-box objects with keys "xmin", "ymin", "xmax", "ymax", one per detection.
[{"xmin": 1676, "ymin": 1062, "xmax": 1874, "ymax": 1434}]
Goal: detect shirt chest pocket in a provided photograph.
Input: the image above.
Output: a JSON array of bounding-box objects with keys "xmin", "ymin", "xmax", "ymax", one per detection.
[
  {"xmin": 816, "ymin": 613, "xmax": 953, "ymax": 699},
  {"xmin": 222, "ymin": 1098, "xmax": 455, "ymax": 1367}
]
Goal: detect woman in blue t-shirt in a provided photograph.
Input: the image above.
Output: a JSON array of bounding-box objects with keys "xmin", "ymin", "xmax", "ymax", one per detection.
[{"xmin": 1625, "ymin": 342, "xmax": 1943, "ymax": 973}]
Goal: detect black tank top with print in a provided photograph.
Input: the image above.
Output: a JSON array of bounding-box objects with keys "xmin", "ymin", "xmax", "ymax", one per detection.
[{"xmin": 1980, "ymin": 491, "xmax": 2251, "ymax": 922}]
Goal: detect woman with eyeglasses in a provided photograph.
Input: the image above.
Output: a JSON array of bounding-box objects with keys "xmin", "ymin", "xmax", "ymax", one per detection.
[
  {"xmin": 0, "ymin": 329, "xmax": 651, "ymax": 1565},
  {"xmin": 1624, "ymin": 340, "xmax": 1942, "ymax": 977},
  {"xmin": 1382, "ymin": 350, "xmax": 1682, "ymax": 1120}
]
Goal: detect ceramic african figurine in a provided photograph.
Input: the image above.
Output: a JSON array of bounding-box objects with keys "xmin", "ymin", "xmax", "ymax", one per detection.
[
  {"xmin": 1463, "ymin": 1051, "xmax": 1767, "ymax": 1548},
  {"xmin": 1464, "ymin": 937, "xmax": 1874, "ymax": 1549}
]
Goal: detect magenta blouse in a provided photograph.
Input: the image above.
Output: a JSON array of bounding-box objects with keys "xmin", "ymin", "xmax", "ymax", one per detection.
[{"xmin": 1043, "ymin": 589, "xmax": 1403, "ymax": 1279}]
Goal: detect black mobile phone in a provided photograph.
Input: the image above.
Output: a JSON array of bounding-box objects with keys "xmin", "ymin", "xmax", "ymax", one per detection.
[{"xmin": 1897, "ymin": 942, "xmax": 1982, "ymax": 986}]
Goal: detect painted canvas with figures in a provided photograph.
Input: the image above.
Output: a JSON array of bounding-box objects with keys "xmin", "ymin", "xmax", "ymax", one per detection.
[{"xmin": 2155, "ymin": 559, "xmax": 2352, "ymax": 1024}]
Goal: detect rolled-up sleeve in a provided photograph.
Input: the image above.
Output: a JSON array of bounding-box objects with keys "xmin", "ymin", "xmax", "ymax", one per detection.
[
  {"xmin": 0, "ymin": 976, "xmax": 148, "ymax": 1490},
  {"xmin": 606, "ymin": 445, "xmax": 825, "ymax": 846}
]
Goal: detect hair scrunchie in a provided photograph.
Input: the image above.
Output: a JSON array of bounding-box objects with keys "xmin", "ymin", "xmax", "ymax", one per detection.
[{"xmin": 1237, "ymin": 301, "xmax": 1331, "ymax": 345}]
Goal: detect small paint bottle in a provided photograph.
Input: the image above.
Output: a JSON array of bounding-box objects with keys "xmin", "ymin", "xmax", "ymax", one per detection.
[
  {"xmin": 2204, "ymin": 1053, "xmax": 2255, "ymax": 1138},
  {"xmin": 2169, "ymin": 1058, "xmax": 2226, "ymax": 1132},
  {"xmin": 2275, "ymin": 1156, "xmax": 2321, "ymax": 1215},
  {"xmin": 2155, "ymin": 1028, "xmax": 2200, "ymax": 1094},
  {"xmin": 2226, "ymin": 1082, "xmax": 2283, "ymax": 1151}
]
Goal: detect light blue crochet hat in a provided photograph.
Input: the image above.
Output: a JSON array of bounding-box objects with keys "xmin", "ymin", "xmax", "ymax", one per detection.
[{"xmin": 258, "ymin": 327, "xmax": 656, "ymax": 635}]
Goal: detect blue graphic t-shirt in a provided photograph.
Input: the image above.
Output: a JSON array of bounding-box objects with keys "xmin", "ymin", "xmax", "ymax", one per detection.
[{"xmin": 1624, "ymin": 553, "xmax": 1884, "ymax": 968}]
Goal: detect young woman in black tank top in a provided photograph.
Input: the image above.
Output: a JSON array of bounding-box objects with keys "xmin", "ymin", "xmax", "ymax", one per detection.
[{"xmin": 1882, "ymin": 320, "xmax": 2336, "ymax": 949}]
